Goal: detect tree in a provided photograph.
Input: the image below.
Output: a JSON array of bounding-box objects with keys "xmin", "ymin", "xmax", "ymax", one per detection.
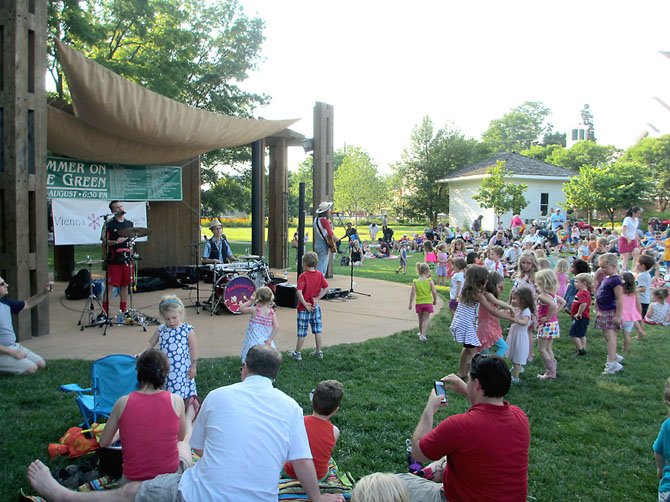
[
  {"xmin": 472, "ymin": 161, "xmax": 528, "ymax": 226},
  {"xmin": 481, "ymin": 101, "xmax": 553, "ymax": 152},
  {"xmin": 580, "ymin": 104, "xmax": 596, "ymax": 142},
  {"xmin": 288, "ymin": 158, "xmax": 314, "ymax": 219},
  {"xmin": 520, "ymin": 144, "xmax": 564, "ymax": 162},
  {"xmin": 562, "ymin": 162, "xmax": 647, "ymax": 227},
  {"xmin": 621, "ymin": 135, "xmax": 670, "ymax": 211},
  {"xmin": 546, "ymin": 141, "xmax": 620, "ymax": 171},
  {"xmin": 201, "ymin": 172, "xmax": 250, "ymax": 217},
  {"xmin": 48, "ymin": 0, "xmax": 268, "ymax": 183},
  {"xmin": 333, "ymin": 147, "xmax": 388, "ymax": 224},
  {"xmin": 395, "ymin": 117, "xmax": 490, "ymax": 225}
]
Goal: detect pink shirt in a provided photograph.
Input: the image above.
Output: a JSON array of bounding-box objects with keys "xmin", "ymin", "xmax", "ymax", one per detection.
[
  {"xmin": 118, "ymin": 391, "xmax": 179, "ymax": 481},
  {"xmin": 556, "ymin": 272, "xmax": 568, "ymax": 298},
  {"xmin": 621, "ymin": 293, "xmax": 642, "ymax": 321}
]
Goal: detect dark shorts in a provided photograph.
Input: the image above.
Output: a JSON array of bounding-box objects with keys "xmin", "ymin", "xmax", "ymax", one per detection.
[
  {"xmin": 641, "ymin": 303, "xmax": 649, "ymax": 317},
  {"xmin": 107, "ymin": 263, "xmax": 131, "ymax": 287},
  {"xmin": 416, "ymin": 304, "xmax": 434, "ymax": 314},
  {"xmin": 569, "ymin": 317, "xmax": 589, "ymax": 338}
]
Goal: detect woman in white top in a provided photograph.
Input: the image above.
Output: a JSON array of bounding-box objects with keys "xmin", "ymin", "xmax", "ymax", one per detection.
[{"xmin": 619, "ymin": 206, "xmax": 642, "ymax": 271}]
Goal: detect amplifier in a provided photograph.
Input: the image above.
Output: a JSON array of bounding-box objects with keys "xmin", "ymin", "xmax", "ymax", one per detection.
[{"xmin": 275, "ymin": 283, "xmax": 298, "ymax": 308}]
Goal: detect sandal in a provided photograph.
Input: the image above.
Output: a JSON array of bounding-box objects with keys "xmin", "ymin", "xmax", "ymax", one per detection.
[{"xmin": 186, "ymin": 395, "xmax": 202, "ymax": 422}]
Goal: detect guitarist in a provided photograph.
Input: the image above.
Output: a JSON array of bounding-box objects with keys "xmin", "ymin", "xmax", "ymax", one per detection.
[{"xmin": 313, "ymin": 201, "xmax": 339, "ymax": 275}]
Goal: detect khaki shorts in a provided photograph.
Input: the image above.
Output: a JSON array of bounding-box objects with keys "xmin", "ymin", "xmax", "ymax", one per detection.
[
  {"xmin": 0, "ymin": 343, "xmax": 44, "ymax": 374},
  {"xmin": 395, "ymin": 473, "xmax": 446, "ymax": 502},
  {"xmin": 135, "ymin": 473, "xmax": 184, "ymax": 502}
]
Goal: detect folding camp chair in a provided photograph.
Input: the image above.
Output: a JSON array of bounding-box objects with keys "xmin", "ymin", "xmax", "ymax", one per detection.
[{"xmin": 60, "ymin": 354, "xmax": 138, "ymax": 429}]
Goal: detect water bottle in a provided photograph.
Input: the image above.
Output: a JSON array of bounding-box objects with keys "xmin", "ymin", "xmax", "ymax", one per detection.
[
  {"xmin": 284, "ymin": 269, "xmax": 288, "ymax": 281},
  {"xmin": 116, "ymin": 310, "xmax": 123, "ymax": 323}
]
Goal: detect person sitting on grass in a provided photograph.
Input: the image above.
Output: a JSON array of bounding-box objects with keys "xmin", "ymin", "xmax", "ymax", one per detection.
[
  {"xmin": 0, "ymin": 276, "xmax": 53, "ymax": 375},
  {"xmin": 283, "ymin": 380, "xmax": 344, "ymax": 482},
  {"xmin": 99, "ymin": 349, "xmax": 195, "ymax": 483},
  {"xmin": 396, "ymin": 354, "xmax": 530, "ymax": 501}
]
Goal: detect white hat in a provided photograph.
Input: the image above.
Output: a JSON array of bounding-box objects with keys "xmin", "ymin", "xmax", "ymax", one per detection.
[
  {"xmin": 209, "ymin": 218, "xmax": 223, "ymax": 229},
  {"xmin": 316, "ymin": 201, "xmax": 333, "ymax": 213}
]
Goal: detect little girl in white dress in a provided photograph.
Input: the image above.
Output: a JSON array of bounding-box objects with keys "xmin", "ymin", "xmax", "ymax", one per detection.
[{"xmin": 239, "ymin": 287, "xmax": 278, "ymax": 362}]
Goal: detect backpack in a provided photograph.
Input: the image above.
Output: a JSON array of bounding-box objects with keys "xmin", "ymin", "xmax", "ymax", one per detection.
[{"xmin": 65, "ymin": 269, "xmax": 91, "ymax": 300}]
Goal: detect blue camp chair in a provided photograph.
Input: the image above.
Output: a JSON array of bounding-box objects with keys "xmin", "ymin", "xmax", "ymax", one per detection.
[{"xmin": 60, "ymin": 354, "xmax": 138, "ymax": 428}]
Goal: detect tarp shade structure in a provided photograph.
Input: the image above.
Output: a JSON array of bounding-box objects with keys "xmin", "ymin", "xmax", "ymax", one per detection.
[{"xmin": 48, "ymin": 41, "xmax": 298, "ymax": 165}]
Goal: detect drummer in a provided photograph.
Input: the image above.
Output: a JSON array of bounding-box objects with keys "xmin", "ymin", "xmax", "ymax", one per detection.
[
  {"xmin": 202, "ymin": 219, "xmax": 237, "ymax": 265},
  {"xmin": 101, "ymin": 200, "xmax": 133, "ymax": 317}
]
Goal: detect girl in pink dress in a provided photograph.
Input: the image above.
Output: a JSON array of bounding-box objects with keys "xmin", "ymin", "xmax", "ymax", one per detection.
[
  {"xmin": 239, "ymin": 287, "xmax": 278, "ymax": 363},
  {"xmin": 620, "ymin": 272, "xmax": 647, "ymax": 352},
  {"xmin": 446, "ymin": 238, "xmax": 466, "ymax": 278},
  {"xmin": 477, "ymin": 271, "xmax": 515, "ymax": 355},
  {"xmin": 555, "ymin": 259, "xmax": 569, "ymax": 298}
]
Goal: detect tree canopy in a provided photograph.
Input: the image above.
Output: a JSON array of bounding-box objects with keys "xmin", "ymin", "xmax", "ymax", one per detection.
[
  {"xmin": 481, "ymin": 101, "xmax": 553, "ymax": 152},
  {"xmin": 621, "ymin": 135, "xmax": 670, "ymax": 211},
  {"xmin": 394, "ymin": 117, "xmax": 489, "ymax": 225},
  {"xmin": 472, "ymin": 161, "xmax": 528, "ymax": 225},
  {"xmin": 546, "ymin": 141, "xmax": 620, "ymax": 171},
  {"xmin": 333, "ymin": 147, "xmax": 388, "ymax": 222}
]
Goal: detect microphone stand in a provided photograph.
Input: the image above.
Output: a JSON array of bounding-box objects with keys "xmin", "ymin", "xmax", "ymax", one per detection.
[
  {"xmin": 348, "ymin": 242, "xmax": 370, "ymax": 297},
  {"xmin": 186, "ymin": 241, "xmax": 204, "ymax": 314}
]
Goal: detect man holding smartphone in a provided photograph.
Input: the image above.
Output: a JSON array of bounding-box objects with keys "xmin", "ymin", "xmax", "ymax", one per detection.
[{"xmin": 398, "ymin": 354, "xmax": 530, "ymax": 501}]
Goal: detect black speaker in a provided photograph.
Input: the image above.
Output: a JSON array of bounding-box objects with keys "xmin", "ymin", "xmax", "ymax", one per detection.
[{"xmin": 275, "ymin": 283, "xmax": 298, "ymax": 308}]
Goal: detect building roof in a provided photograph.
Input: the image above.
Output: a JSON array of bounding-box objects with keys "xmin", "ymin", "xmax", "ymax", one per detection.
[{"xmin": 438, "ymin": 152, "xmax": 575, "ymax": 182}]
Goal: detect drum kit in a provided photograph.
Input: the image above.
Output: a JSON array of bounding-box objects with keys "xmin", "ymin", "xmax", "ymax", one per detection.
[{"xmin": 204, "ymin": 255, "xmax": 272, "ymax": 315}]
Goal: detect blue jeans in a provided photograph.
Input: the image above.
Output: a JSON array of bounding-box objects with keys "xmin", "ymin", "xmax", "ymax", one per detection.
[{"xmin": 314, "ymin": 239, "xmax": 330, "ymax": 275}]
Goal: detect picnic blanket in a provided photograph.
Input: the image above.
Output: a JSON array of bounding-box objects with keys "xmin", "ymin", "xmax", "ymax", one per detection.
[{"xmin": 278, "ymin": 459, "xmax": 353, "ymax": 500}]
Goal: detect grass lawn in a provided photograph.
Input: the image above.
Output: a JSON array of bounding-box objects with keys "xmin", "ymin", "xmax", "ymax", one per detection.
[{"xmin": 21, "ymin": 237, "xmax": 666, "ymax": 499}]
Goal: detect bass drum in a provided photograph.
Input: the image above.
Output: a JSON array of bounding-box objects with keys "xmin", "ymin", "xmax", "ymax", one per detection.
[{"xmin": 218, "ymin": 276, "xmax": 255, "ymax": 314}]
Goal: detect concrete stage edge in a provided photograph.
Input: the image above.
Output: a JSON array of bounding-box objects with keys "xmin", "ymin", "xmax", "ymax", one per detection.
[{"xmin": 22, "ymin": 273, "xmax": 443, "ymax": 361}]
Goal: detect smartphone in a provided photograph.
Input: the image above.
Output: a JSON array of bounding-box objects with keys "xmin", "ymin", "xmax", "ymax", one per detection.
[{"xmin": 434, "ymin": 381, "xmax": 448, "ymax": 403}]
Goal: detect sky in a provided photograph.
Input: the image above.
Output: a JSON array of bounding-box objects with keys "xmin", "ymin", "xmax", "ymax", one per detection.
[{"xmin": 239, "ymin": 0, "xmax": 670, "ymax": 173}]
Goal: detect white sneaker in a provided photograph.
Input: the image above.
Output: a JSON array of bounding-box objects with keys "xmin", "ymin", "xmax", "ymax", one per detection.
[
  {"xmin": 603, "ymin": 361, "xmax": 623, "ymax": 374},
  {"xmin": 287, "ymin": 350, "xmax": 302, "ymax": 361},
  {"xmin": 615, "ymin": 354, "xmax": 624, "ymax": 363}
]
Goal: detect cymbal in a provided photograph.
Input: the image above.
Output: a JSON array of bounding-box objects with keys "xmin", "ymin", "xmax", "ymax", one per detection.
[
  {"xmin": 118, "ymin": 227, "xmax": 152, "ymax": 238},
  {"xmin": 76, "ymin": 259, "xmax": 104, "ymax": 265},
  {"xmin": 238, "ymin": 255, "xmax": 261, "ymax": 260}
]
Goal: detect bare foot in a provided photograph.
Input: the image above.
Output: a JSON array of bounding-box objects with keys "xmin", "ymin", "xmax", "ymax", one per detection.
[{"xmin": 27, "ymin": 460, "xmax": 70, "ymax": 502}]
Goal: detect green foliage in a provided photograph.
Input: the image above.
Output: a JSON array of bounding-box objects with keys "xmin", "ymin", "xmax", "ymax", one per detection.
[
  {"xmin": 520, "ymin": 144, "xmax": 564, "ymax": 162},
  {"xmin": 334, "ymin": 147, "xmax": 388, "ymax": 220},
  {"xmin": 546, "ymin": 141, "xmax": 620, "ymax": 171},
  {"xmin": 621, "ymin": 135, "xmax": 670, "ymax": 211},
  {"xmin": 288, "ymin": 157, "xmax": 315, "ymax": 218},
  {"xmin": 563, "ymin": 162, "xmax": 648, "ymax": 227},
  {"xmin": 201, "ymin": 172, "xmax": 250, "ymax": 216},
  {"xmin": 481, "ymin": 101, "xmax": 553, "ymax": 151},
  {"xmin": 472, "ymin": 161, "xmax": 528, "ymax": 224},
  {"xmin": 395, "ymin": 117, "xmax": 489, "ymax": 226}
]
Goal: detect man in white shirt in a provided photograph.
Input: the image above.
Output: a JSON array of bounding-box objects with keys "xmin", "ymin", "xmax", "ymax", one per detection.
[{"xmin": 28, "ymin": 345, "xmax": 344, "ymax": 502}]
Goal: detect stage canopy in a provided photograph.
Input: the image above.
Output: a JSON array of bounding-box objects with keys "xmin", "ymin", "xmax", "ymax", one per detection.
[{"xmin": 48, "ymin": 41, "xmax": 297, "ymax": 165}]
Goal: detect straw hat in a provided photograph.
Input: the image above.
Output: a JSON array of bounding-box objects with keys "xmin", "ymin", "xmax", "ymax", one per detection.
[
  {"xmin": 316, "ymin": 201, "xmax": 333, "ymax": 214},
  {"xmin": 209, "ymin": 218, "xmax": 223, "ymax": 229}
]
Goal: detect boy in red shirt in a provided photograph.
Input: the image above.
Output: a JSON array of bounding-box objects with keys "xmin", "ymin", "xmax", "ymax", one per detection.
[
  {"xmin": 288, "ymin": 252, "xmax": 329, "ymax": 361},
  {"xmin": 569, "ymin": 272, "xmax": 593, "ymax": 356},
  {"xmin": 283, "ymin": 380, "xmax": 343, "ymax": 481}
]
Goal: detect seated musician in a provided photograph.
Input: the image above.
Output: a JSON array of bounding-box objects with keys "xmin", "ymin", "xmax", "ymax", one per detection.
[
  {"xmin": 202, "ymin": 219, "xmax": 236, "ymax": 265},
  {"xmin": 101, "ymin": 200, "xmax": 133, "ymax": 317}
]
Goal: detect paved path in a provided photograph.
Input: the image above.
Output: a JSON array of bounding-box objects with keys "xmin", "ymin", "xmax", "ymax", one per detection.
[{"xmin": 22, "ymin": 273, "xmax": 443, "ymax": 361}]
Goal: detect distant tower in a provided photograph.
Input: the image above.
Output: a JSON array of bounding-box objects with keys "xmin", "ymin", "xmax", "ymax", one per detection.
[{"xmin": 567, "ymin": 118, "xmax": 587, "ymax": 148}]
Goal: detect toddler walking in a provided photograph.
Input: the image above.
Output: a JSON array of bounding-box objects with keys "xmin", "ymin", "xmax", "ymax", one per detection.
[
  {"xmin": 436, "ymin": 243, "xmax": 449, "ymax": 286},
  {"xmin": 239, "ymin": 286, "xmax": 278, "ymax": 363},
  {"xmin": 408, "ymin": 262, "xmax": 438, "ymax": 341},
  {"xmin": 568, "ymin": 272, "xmax": 592, "ymax": 356},
  {"xmin": 506, "ymin": 287, "xmax": 534, "ymax": 383},
  {"xmin": 140, "ymin": 295, "xmax": 198, "ymax": 402},
  {"xmin": 554, "ymin": 259, "xmax": 569, "ymax": 298},
  {"xmin": 535, "ymin": 269, "xmax": 566, "ymax": 380}
]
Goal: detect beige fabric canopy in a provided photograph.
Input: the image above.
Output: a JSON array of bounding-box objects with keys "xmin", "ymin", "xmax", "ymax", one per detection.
[{"xmin": 48, "ymin": 41, "xmax": 297, "ymax": 164}]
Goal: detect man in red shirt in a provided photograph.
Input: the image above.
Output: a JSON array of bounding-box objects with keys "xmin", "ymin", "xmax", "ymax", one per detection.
[{"xmin": 398, "ymin": 354, "xmax": 530, "ymax": 502}]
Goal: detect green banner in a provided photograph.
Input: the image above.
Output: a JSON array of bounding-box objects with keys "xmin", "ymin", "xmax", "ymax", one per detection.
[{"xmin": 46, "ymin": 156, "xmax": 183, "ymax": 200}]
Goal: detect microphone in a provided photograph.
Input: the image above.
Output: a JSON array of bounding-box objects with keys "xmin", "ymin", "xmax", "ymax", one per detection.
[
  {"xmin": 116, "ymin": 210, "xmax": 126, "ymax": 216},
  {"xmin": 99, "ymin": 213, "xmax": 114, "ymax": 219}
]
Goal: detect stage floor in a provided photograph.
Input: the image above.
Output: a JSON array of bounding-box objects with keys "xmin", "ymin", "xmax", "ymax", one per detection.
[{"xmin": 21, "ymin": 272, "xmax": 443, "ymax": 361}]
